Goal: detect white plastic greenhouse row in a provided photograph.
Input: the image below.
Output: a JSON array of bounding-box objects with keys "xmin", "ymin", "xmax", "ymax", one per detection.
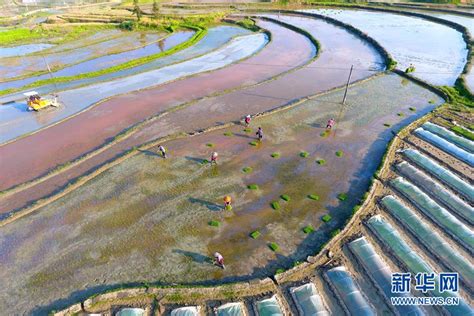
[
  {"xmin": 414, "ymin": 128, "xmax": 474, "ymax": 167},
  {"xmin": 401, "ymin": 149, "xmax": 474, "ymax": 202},
  {"xmin": 366, "ymin": 215, "xmax": 473, "ymax": 316},
  {"xmin": 381, "ymin": 195, "xmax": 474, "ymax": 290},
  {"xmin": 323, "ymin": 266, "xmax": 376, "ymax": 316},
  {"xmin": 421, "ymin": 122, "xmax": 474, "ymax": 153},
  {"xmin": 395, "ymin": 162, "xmax": 474, "ymax": 225},
  {"xmin": 348, "ymin": 236, "xmax": 425, "ymax": 316},
  {"xmin": 390, "ymin": 177, "xmax": 474, "ymax": 252}
]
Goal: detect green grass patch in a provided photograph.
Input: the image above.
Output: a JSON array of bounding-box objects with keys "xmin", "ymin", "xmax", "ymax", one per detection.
[
  {"xmin": 243, "ymin": 128, "xmax": 252, "ymax": 133},
  {"xmin": 409, "ymin": 107, "xmax": 417, "ymax": 112},
  {"xmin": 206, "ymin": 143, "xmax": 215, "ymax": 147},
  {"xmin": 271, "ymin": 201, "xmax": 280, "ymax": 210},
  {"xmin": 223, "ymin": 131, "xmax": 233, "ymax": 136},
  {"xmin": 316, "ymin": 159, "xmax": 326, "ymax": 165},
  {"xmin": 451, "ymin": 126, "xmax": 474, "ymax": 141},
  {"xmin": 0, "ymin": 24, "xmax": 110, "ymax": 46},
  {"xmin": 269, "ymin": 242, "xmax": 280, "ymax": 251},
  {"xmin": 236, "ymin": 18, "xmax": 260, "ymax": 32},
  {"xmin": 271, "ymin": 152, "xmax": 280, "ymax": 158},
  {"xmin": 225, "ymin": 204, "xmax": 233, "ymax": 211},
  {"xmin": 308, "ymin": 194, "xmax": 320, "ymax": 201},
  {"xmin": 275, "ymin": 268, "xmax": 285, "ymax": 275},
  {"xmin": 250, "ymin": 230, "xmax": 261, "ymax": 239},
  {"xmin": 249, "ymin": 141, "xmax": 258, "ymax": 146},
  {"xmin": 383, "ymin": 123, "xmax": 391, "ymax": 127},
  {"xmin": 335, "ymin": 150, "xmax": 344, "ymax": 157},
  {"xmin": 322, "ymin": 214, "xmax": 332, "ymax": 222},
  {"xmin": 300, "ymin": 151, "xmax": 310, "ymax": 158},
  {"xmin": 303, "ymin": 225, "xmax": 315, "ymax": 234},
  {"xmin": 247, "ymin": 184, "xmax": 259, "ymax": 190},
  {"xmin": 242, "ymin": 167, "xmax": 253, "ymax": 173},
  {"xmin": 293, "ymin": 261, "xmax": 302, "ymax": 267},
  {"xmin": 352, "ymin": 205, "xmax": 361, "ymax": 215},
  {"xmin": 208, "ymin": 220, "xmax": 220, "ymax": 227},
  {"xmin": 330, "ymin": 229, "xmax": 341, "ymax": 238},
  {"xmin": 280, "ymin": 194, "xmax": 290, "ymax": 202},
  {"xmin": 337, "ymin": 193, "xmax": 348, "ymax": 201}
]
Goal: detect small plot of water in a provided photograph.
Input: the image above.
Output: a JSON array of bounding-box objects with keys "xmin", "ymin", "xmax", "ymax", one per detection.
[
  {"xmin": 301, "ymin": 9, "xmax": 468, "ymax": 86},
  {"xmin": 0, "ymin": 43, "xmax": 55, "ymax": 58}
]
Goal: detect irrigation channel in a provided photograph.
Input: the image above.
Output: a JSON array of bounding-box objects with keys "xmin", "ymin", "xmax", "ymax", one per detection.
[{"xmin": 0, "ymin": 5, "xmax": 472, "ymax": 316}]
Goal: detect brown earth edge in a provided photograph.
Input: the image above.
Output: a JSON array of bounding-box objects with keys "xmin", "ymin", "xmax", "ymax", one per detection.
[{"xmin": 52, "ymin": 74, "xmax": 446, "ymax": 316}]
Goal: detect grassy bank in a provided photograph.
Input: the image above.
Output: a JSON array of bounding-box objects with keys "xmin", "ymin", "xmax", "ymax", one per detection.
[{"xmin": 0, "ymin": 24, "xmax": 113, "ymax": 46}]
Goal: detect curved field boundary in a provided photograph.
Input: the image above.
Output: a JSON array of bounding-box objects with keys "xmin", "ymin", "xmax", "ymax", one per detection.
[
  {"xmin": 0, "ymin": 25, "xmax": 207, "ymax": 97},
  {"xmin": 0, "ymin": 16, "xmax": 325, "ymax": 223},
  {"xmin": 251, "ymin": 9, "xmax": 396, "ymax": 70}
]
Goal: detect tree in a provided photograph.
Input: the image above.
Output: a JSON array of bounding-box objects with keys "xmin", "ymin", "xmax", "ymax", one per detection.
[
  {"xmin": 152, "ymin": 0, "xmax": 160, "ymax": 18},
  {"xmin": 132, "ymin": 0, "xmax": 142, "ymax": 21}
]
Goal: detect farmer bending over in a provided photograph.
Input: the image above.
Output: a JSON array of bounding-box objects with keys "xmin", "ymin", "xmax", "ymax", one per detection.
[
  {"xmin": 214, "ymin": 252, "xmax": 225, "ymax": 269},
  {"xmin": 256, "ymin": 127, "xmax": 263, "ymax": 141},
  {"xmin": 158, "ymin": 145, "xmax": 166, "ymax": 158}
]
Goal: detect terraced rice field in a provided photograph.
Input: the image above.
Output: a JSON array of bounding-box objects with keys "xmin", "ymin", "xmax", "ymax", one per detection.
[{"xmin": 0, "ymin": 3, "xmax": 472, "ymax": 315}]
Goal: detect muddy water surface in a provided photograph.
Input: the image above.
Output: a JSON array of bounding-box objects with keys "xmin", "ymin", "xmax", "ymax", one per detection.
[
  {"xmin": 0, "ymin": 43, "xmax": 55, "ymax": 58},
  {"xmin": 301, "ymin": 9, "xmax": 468, "ymax": 86},
  {"xmin": 0, "ymin": 74, "xmax": 442, "ymax": 315}
]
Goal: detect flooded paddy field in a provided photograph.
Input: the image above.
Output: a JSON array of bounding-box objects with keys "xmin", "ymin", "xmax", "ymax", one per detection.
[
  {"xmin": 0, "ymin": 74, "xmax": 442, "ymax": 314},
  {"xmin": 0, "ymin": 25, "xmax": 252, "ymax": 100},
  {"xmin": 1, "ymin": 31, "xmax": 193, "ymax": 89},
  {"xmin": 301, "ymin": 8, "xmax": 468, "ymax": 86},
  {"xmin": 0, "ymin": 13, "xmax": 382, "ymax": 195},
  {"xmin": 0, "ymin": 19, "xmax": 311, "ymax": 191},
  {"xmin": 0, "ymin": 30, "xmax": 170, "ymax": 81},
  {"xmin": 0, "ymin": 31, "xmax": 268, "ymax": 145}
]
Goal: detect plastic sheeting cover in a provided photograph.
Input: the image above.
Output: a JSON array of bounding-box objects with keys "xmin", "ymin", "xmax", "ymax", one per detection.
[
  {"xmin": 366, "ymin": 215, "xmax": 474, "ymax": 315},
  {"xmin": 391, "ymin": 177, "xmax": 474, "ymax": 251},
  {"xmin": 396, "ymin": 162, "xmax": 474, "ymax": 224},
  {"xmin": 290, "ymin": 283, "xmax": 330, "ymax": 316},
  {"xmin": 381, "ymin": 196, "xmax": 474, "ymax": 290},
  {"xmin": 422, "ymin": 122, "xmax": 474, "ymax": 153},
  {"xmin": 402, "ymin": 149, "xmax": 474, "ymax": 202},
  {"xmin": 256, "ymin": 295, "xmax": 283, "ymax": 316},
  {"xmin": 349, "ymin": 236, "xmax": 425, "ymax": 316},
  {"xmin": 414, "ymin": 128, "xmax": 474, "ymax": 167},
  {"xmin": 325, "ymin": 266, "xmax": 375, "ymax": 316},
  {"xmin": 116, "ymin": 308, "xmax": 145, "ymax": 316},
  {"xmin": 171, "ymin": 306, "xmax": 199, "ymax": 316},
  {"xmin": 217, "ymin": 302, "xmax": 243, "ymax": 316}
]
